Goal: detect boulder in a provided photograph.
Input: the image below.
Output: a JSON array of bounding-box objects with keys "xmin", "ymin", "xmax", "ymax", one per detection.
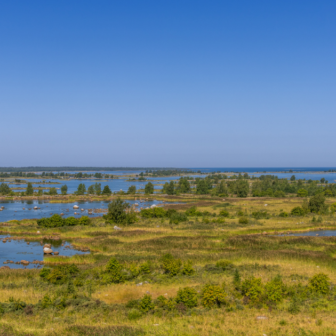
[
  {"xmin": 0, "ymin": 266, "xmax": 10, "ymax": 269},
  {"xmin": 54, "ymin": 251, "xmax": 59, "ymax": 255},
  {"xmin": 43, "ymin": 248, "xmax": 53, "ymax": 254},
  {"xmin": 73, "ymin": 205, "xmax": 79, "ymax": 209},
  {"xmin": 21, "ymin": 260, "xmax": 29, "ymax": 265},
  {"xmin": 114, "ymin": 225, "xmax": 121, "ymax": 230}
]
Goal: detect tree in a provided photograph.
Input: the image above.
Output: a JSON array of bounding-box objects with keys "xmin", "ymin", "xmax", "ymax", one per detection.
[
  {"xmin": 308, "ymin": 194, "xmax": 326, "ymax": 213},
  {"xmin": 177, "ymin": 178, "xmax": 191, "ymax": 193},
  {"xmin": 61, "ymin": 185, "xmax": 68, "ymax": 195},
  {"xmin": 236, "ymin": 180, "xmax": 249, "ymax": 197},
  {"xmin": 297, "ymin": 189, "xmax": 308, "ymax": 197},
  {"xmin": 127, "ymin": 185, "xmax": 136, "ymax": 194},
  {"xmin": 162, "ymin": 181, "xmax": 175, "ymax": 195},
  {"xmin": 48, "ymin": 187, "xmax": 58, "ymax": 195},
  {"xmin": 87, "ymin": 184, "xmax": 95, "ymax": 195},
  {"xmin": 75, "ymin": 183, "xmax": 86, "ymax": 195},
  {"xmin": 290, "ymin": 175, "xmax": 296, "ymax": 181},
  {"xmin": 26, "ymin": 182, "xmax": 34, "ymax": 195},
  {"xmin": 102, "ymin": 185, "xmax": 112, "ymax": 196},
  {"xmin": 320, "ymin": 178, "xmax": 326, "ymax": 184},
  {"xmin": 104, "ymin": 198, "xmax": 137, "ymax": 224},
  {"xmin": 196, "ymin": 180, "xmax": 209, "ymax": 194},
  {"xmin": 145, "ymin": 182, "xmax": 154, "ymax": 194},
  {"xmin": 94, "ymin": 183, "xmax": 101, "ymax": 195},
  {"xmin": 0, "ymin": 183, "xmax": 11, "ymax": 195},
  {"xmin": 216, "ymin": 181, "xmax": 228, "ymax": 196}
]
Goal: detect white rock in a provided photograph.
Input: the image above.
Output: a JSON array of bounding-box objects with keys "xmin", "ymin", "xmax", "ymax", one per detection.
[
  {"xmin": 114, "ymin": 226, "xmax": 121, "ymax": 230},
  {"xmin": 73, "ymin": 205, "xmax": 79, "ymax": 209},
  {"xmin": 43, "ymin": 248, "xmax": 53, "ymax": 254}
]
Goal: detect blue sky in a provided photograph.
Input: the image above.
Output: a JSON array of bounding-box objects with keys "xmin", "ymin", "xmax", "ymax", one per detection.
[{"xmin": 1, "ymin": 1, "xmax": 335, "ymax": 167}]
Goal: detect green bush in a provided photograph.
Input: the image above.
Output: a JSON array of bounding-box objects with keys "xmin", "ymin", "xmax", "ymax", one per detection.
[
  {"xmin": 181, "ymin": 260, "xmax": 195, "ymax": 276},
  {"xmin": 140, "ymin": 207, "xmax": 166, "ymax": 218},
  {"xmin": 104, "ymin": 198, "xmax": 137, "ymax": 225},
  {"xmin": 105, "ymin": 258, "xmax": 125, "ymax": 283},
  {"xmin": 139, "ymin": 294, "xmax": 154, "ymax": 312},
  {"xmin": 64, "ymin": 216, "xmax": 78, "ymax": 226},
  {"xmin": 241, "ymin": 277, "xmax": 263, "ymax": 303},
  {"xmin": 238, "ymin": 217, "xmax": 249, "ymax": 224},
  {"xmin": 185, "ymin": 206, "xmax": 198, "ymax": 216},
  {"xmin": 140, "ymin": 262, "xmax": 151, "ymax": 274},
  {"xmin": 219, "ymin": 210, "xmax": 230, "ymax": 217},
  {"xmin": 309, "ymin": 273, "xmax": 329, "ymax": 295},
  {"xmin": 251, "ymin": 211, "xmax": 268, "ymax": 219},
  {"xmin": 201, "ymin": 284, "xmax": 226, "ymax": 308},
  {"xmin": 216, "ymin": 260, "xmax": 233, "ymax": 270},
  {"xmin": 175, "ymin": 287, "xmax": 198, "ymax": 308},
  {"xmin": 169, "ymin": 212, "xmax": 188, "ymax": 224},
  {"xmin": 264, "ymin": 275, "xmax": 285, "ymax": 304},
  {"xmin": 309, "ymin": 194, "xmax": 326, "ymax": 213},
  {"xmin": 160, "ymin": 254, "xmax": 182, "ymax": 276},
  {"xmin": 128, "ymin": 308, "xmax": 142, "ymax": 320},
  {"xmin": 291, "ymin": 206, "xmax": 305, "ymax": 216},
  {"xmin": 37, "ymin": 214, "xmax": 64, "ymax": 228},
  {"xmin": 279, "ymin": 211, "xmax": 288, "ymax": 217},
  {"xmin": 45, "ymin": 264, "xmax": 79, "ymax": 284},
  {"xmin": 78, "ymin": 216, "xmax": 91, "ymax": 225},
  {"xmin": 39, "ymin": 267, "xmax": 51, "ymax": 279}
]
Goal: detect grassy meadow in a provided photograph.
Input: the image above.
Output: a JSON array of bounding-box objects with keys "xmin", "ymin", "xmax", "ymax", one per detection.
[{"xmin": 1, "ymin": 194, "xmax": 336, "ymax": 335}]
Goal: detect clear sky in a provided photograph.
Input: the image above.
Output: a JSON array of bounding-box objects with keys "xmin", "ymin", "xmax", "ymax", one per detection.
[{"xmin": 1, "ymin": 1, "xmax": 335, "ymax": 167}]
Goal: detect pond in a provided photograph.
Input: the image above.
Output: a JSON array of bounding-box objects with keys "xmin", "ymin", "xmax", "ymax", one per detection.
[
  {"xmin": 0, "ymin": 199, "xmax": 168, "ymax": 222},
  {"xmin": 0, "ymin": 235, "xmax": 89, "ymax": 269},
  {"xmin": 284, "ymin": 230, "xmax": 336, "ymax": 237}
]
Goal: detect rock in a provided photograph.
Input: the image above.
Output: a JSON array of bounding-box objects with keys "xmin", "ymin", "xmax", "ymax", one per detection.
[
  {"xmin": 0, "ymin": 266, "xmax": 10, "ymax": 269},
  {"xmin": 20, "ymin": 260, "xmax": 29, "ymax": 265},
  {"xmin": 256, "ymin": 316, "xmax": 268, "ymax": 320},
  {"xmin": 136, "ymin": 282, "xmax": 143, "ymax": 286},
  {"xmin": 34, "ymin": 206, "xmax": 38, "ymax": 210},
  {"xmin": 54, "ymin": 251, "xmax": 59, "ymax": 255},
  {"xmin": 114, "ymin": 225, "xmax": 121, "ymax": 230},
  {"xmin": 37, "ymin": 231, "xmax": 41, "ymax": 234},
  {"xmin": 73, "ymin": 205, "xmax": 79, "ymax": 209},
  {"xmin": 3, "ymin": 262, "xmax": 8, "ymax": 264},
  {"xmin": 43, "ymin": 248, "xmax": 53, "ymax": 254},
  {"xmin": 44, "ymin": 244, "xmax": 51, "ymax": 248}
]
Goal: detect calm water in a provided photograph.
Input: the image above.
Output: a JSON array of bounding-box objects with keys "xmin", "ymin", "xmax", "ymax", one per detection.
[
  {"xmin": 288, "ymin": 230, "xmax": 336, "ymax": 237},
  {"xmin": 0, "ymin": 235, "xmax": 89, "ymax": 269},
  {"xmin": 0, "ymin": 199, "xmax": 169, "ymax": 222}
]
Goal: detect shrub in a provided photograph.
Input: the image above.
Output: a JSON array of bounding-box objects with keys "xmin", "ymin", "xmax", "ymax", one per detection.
[
  {"xmin": 129, "ymin": 263, "xmax": 140, "ymax": 277},
  {"xmin": 46, "ymin": 264, "xmax": 79, "ymax": 284},
  {"xmin": 39, "ymin": 267, "xmax": 51, "ymax": 279},
  {"xmin": 78, "ymin": 216, "xmax": 91, "ymax": 225},
  {"xmin": 175, "ymin": 287, "xmax": 198, "ymax": 308},
  {"xmin": 238, "ymin": 217, "xmax": 249, "ymax": 224},
  {"xmin": 128, "ymin": 308, "xmax": 142, "ymax": 320},
  {"xmin": 104, "ymin": 198, "xmax": 134, "ymax": 224},
  {"xmin": 37, "ymin": 214, "xmax": 64, "ymax": 228},
  {"xmin": 251, "ymin": 211, "xmax": 268, "ymax": 219},
  {"xmin": 160, "ymin": 254, "xmax": 182, "ymax": 276},
  {"xmin": 181, "ymin": 260, "xmax": 195, "ymax": 276},
  {"xmin": 288, "ymin": 295, "xmax": 300, "ymax": 314},
  {"xmin": 274, "ymin": 190, "xmax": 285, "ymax": 197},
  {"xmin": 185, "ymin": 206, "xmax": 197, "ymax": 216},
  {"xmin": 291, "ymin": 206, "xmax": 305, "ymax": 216},
  {"xmin": 264, "ymin": 275, "xmax": 285, "ymax": 304},
  {"xmin": 105, "ymin": 258, "xmax": 125, "ymax": 283},
  {"xmin": 216, "ymin": 260, "xmax": 233, "ymax": 271},
  {"xmin": 140, "ymin": 207, "xmax": 166, "ymax": 218},
  {"xmin": 219, "ymin": 210, "xmax": 230, "ymax": 217},
  {"xmin": 139, "ymin": 294, "xmax": 154, "ymax": 312},
  {"xmin": 233, "ymin": 269, "xmax": 241, "ymax": 290},
  {"xmin": 309, "ymin": 273, "xmax": 329, "ymax": 295},
  {"xmin": 140, "ymin": 262, "xmax": 151, "ymax": 274},
  {"xmin": 169, "ymin": 212, "xmax": 188, "ymax": 224},
  {"xmin": 297, "ymin": 189, "xmax": 308, "ymax": 197},
  {"xmin": 41, "ymin": 295, "xmax": 52, "ymax": 309},
  {"xmin": 156, "ymin": 295, "xmax": 176, "ymax": 311},
  {"xmin": 279, "ymin": 211, "xmax": 288, "ymax": 217},
  {"xmin": 309, "ymin": 194, "xmax": 326, "ymax": 213},
  {"xmin": 201, "ymin": 284, "xmax": 227, "ymax": 308},
  {"xmin": 241, "ymin": 277, "xmax": 263, "ymax": 303},
  {"xmin": 64, "ymin": 216, "xmax": 78, "ymax": 226}
]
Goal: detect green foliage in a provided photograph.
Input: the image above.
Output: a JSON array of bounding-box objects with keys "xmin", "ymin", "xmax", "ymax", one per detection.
[
  {"xmin": 45, "ymin": 264, "xmax": 79, "ymax": 284},
  {"xmin": 39, "ymin": 267, "xmax": 51, "ymax": 279},
  {"xmin": 201, "ymin": 284, "xmax": 227, "ymax": 308},
  {"xmin": 264, "ymin": 275, "xmax": 285, "ymax": 304},
  {"xmin": 105, "ymin": 257, "xmax": 125, "ymax": 283},
  {"xmin": 216, "ymin": 260, "xmax": 233, "ymax": 270},
  {"xmin": 144, "ymin": 182, "xmax": 154, "ymax": 194},
  {"xmin": 26, "ymin": 182, "xmax": 34, "ymax": 195},
  {"xmin": 102, "ymin": 185, "xmax": 112, "ymax": 195},
  {"xmin": 140, "ymin": 207, "xmax": 166, "ymax": 218},
  {"xmin": 309, "ymin": 194, "xmax": 326, "ymax": 213},
  {"xmin": 65, "ymin": 216, "xmax": 78, "ymax": 226},
  {"xmin": 169, "ymin": 212, "xmax": 188, "ymax": 224},
  {"xmin": 291, "ymin": 206, "xmax": 305, "ymax": 216},
  {"xmin": 279, "ymin": 211, "xmax": 288, "ymax": 217},
  {"xmin": 175, "ymin": 287, "xmax": 198, "ymax": 308},
  {"xmin": 233, "ymin": 269, "xmax": 241, "ymax": 290},
  {"xmin": 238, "ymin": 217, "xmax": 249, "ymax": 224},
  {"xmin": 181, "ymin": 260, "xmax": 195, "ymax": 275},
  {"xmin": 139, "ymin": 294, "xmax": 154, "ymax": 312},
  {"xmin": 127, "ymin": 185, "xmax": 136, "ymax": 194},
  {"xmin": 241, "ymin": 276, "xmax": 263, "ymax": 303},
  {"xmin": 288, "ymin": 295, "xmax": 300, "ymax": 314},
  {"xmin": 37, "ymin": 214, "xmax": 91, "ymax": 227},
  {"xmin": 0, "ymin": 183, "xmax": 11, "ymax": 195},
  {"xmin": 104, "ymin": 198, "xmax": 137, "ymax": 225},
  {"xmin": 236, "ymin": 180, "xmax": 249, "ymax": 197},
  {"xmin": 297, "ymin": 189, "xmax": 308, "ymax": 197},
  {"xmin": 177, "ymin": 177, "xmax": 191, "ymax": 194},
  {"xmin": 140, "ymin": 262, "xmax": 151, "ymax": 274},
  {"xmin": 129, "ymin": 263, "xmax": 140, "ymax": 277},
  {"xmin": 48, "ymin": 187, "xmax": 58, "ymax": 195},
  {"xmin": 160, "ymin": 254, "xmax": 182, "ymax": 276},
  {"xmin": 309, "ymin": 273, "xmax": 329, "ymax": 295},
  {"xmin": 128, "ymin": 308, "xmax": 142, "ymax": 320},
  {"xmin": 251, "ymin": 211, "xmax": 268, "ymax": 219},
  {"xmin": 75, "ymin": 183, "xmax": 86, "ymax": 195},
  {"xmin": 61, "ymin": 184, "xmax": 68, "ymax": 195},
  {"xmin": 78, "ymin": 216, "xmax": 91, "ymax": 225},
  {"xmin": 185, "ymin": 206, "xmax": 198, "ymax": 216},
  {"xmin": 219, "ymin": 210, "xmax": 230, "ymax": 217},
  {"xmin": 162, "ymin": 181, "xmax": 175, "ymax": 195}
]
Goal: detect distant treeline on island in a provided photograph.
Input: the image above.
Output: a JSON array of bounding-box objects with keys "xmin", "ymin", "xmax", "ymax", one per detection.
[{"xmin": 0, "ymin": 167, "xmax": 186, "ymax": 172}]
